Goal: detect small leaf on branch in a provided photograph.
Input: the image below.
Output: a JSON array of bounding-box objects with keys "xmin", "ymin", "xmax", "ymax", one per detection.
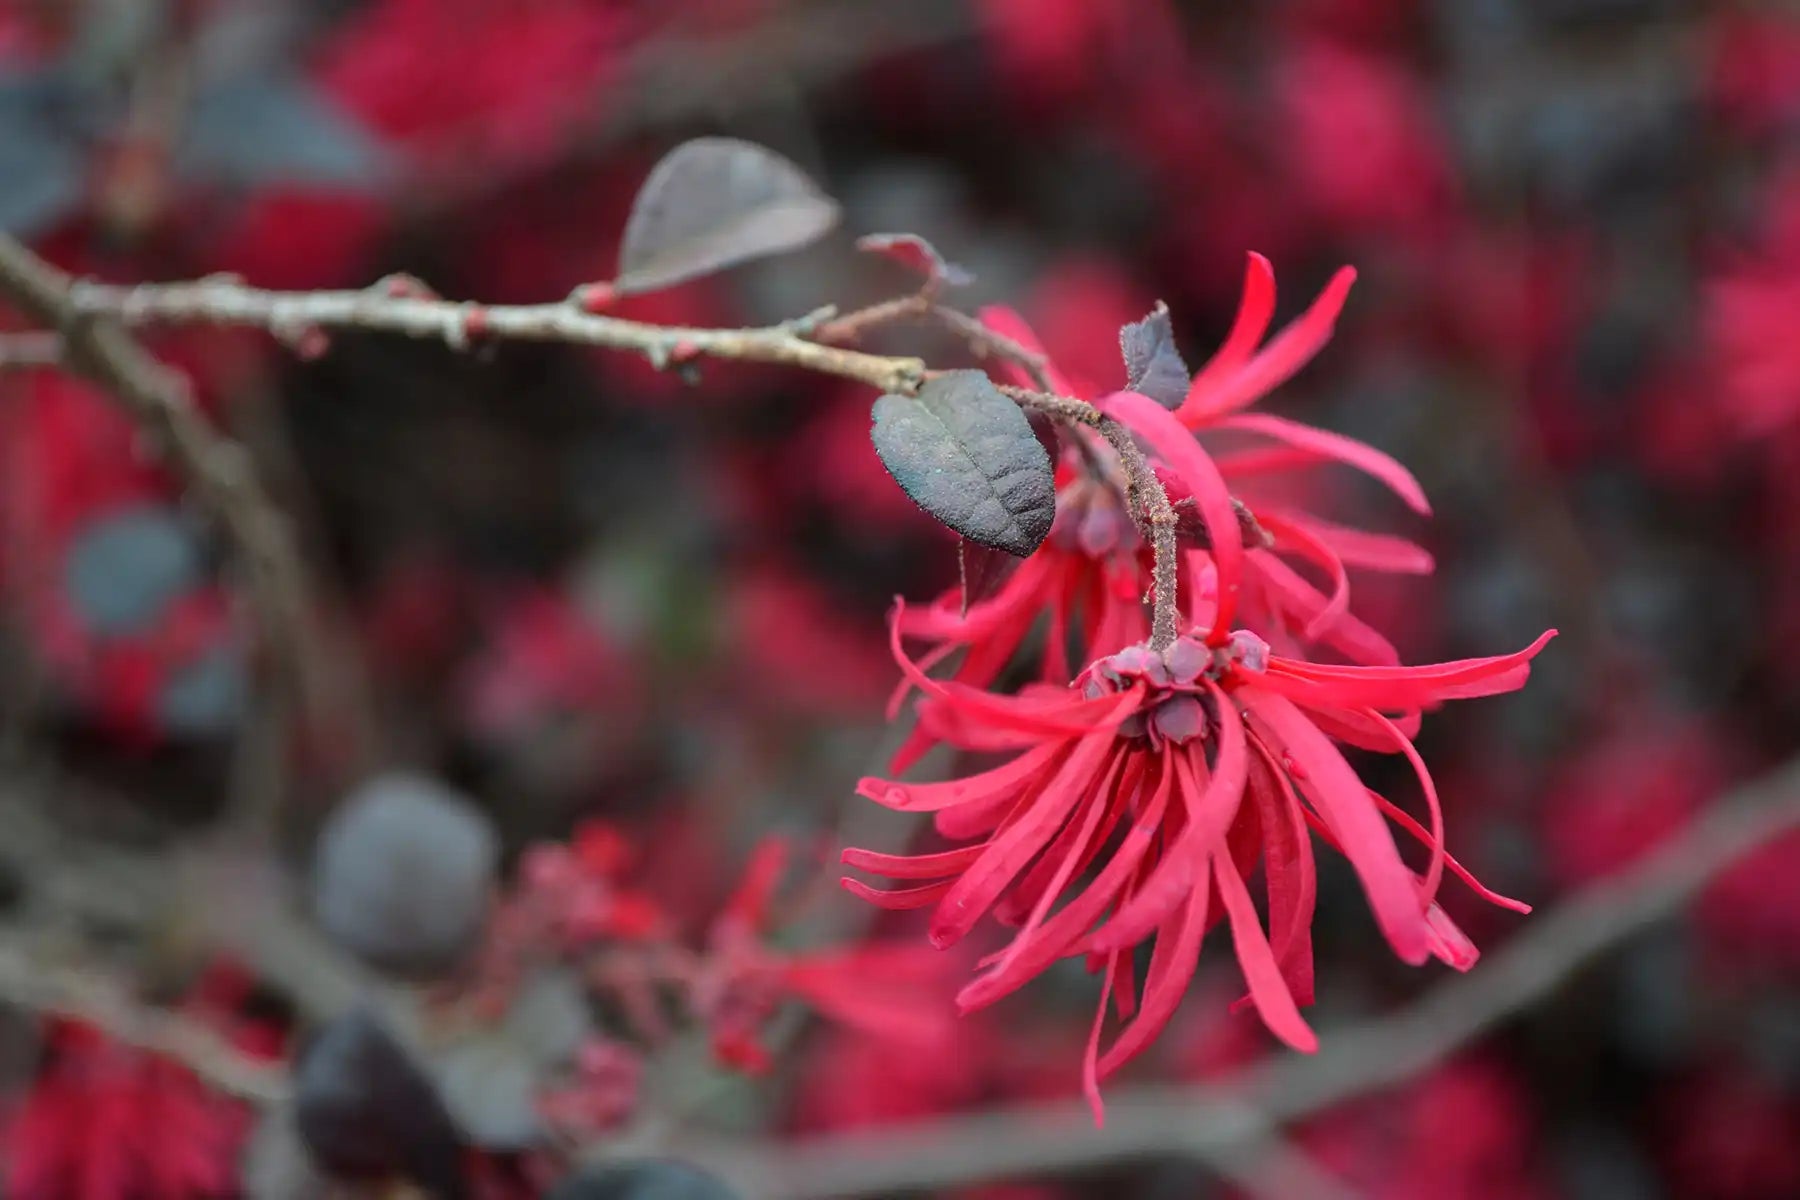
[
  {"xmin": 615, "ymin": 138, "xmax": 840, "ymax": 295},
  {"xmin": 857, "ymin": 232, "xmax": 974, "ymax": 288},
  {"xmin": 871, "ymin": 370, "xmax": 1055, "ymax": 556},
  {"xmin": 1120, "ymin": 301, "xmax": 1190, "ymax": 409}
]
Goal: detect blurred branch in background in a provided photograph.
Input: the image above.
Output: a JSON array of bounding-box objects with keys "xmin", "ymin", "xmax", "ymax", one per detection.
[
  {"xmin": 684, "ymin": 753, "xmax": 1800, "ymax": 1199},
  {"xmin": 5, "ymin": 747, "xmax": 1794, "ymax": 1197},
  {"xmin": 0, "ymin": 936, "xmax": 288, "ymax": 1106},
  {"xmin": 0, "ymin": 235, "xmax": 368, "ymax": 835}
]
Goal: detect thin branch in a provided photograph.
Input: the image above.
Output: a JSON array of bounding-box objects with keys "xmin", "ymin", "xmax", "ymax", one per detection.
[
  {"xmin": 811, "ymin": 294, "xmax": 930, "ymax": 344},
  {"xmin": 63, "ymin": 273, "xmax": 1191, "ymax": 653},
  {"xmin": 0, "ymin": 933, "xmax": 291, "ymax": 1106},
  {"xmin": 1102, "ymin": 415, "xmax": 1181, "ymax": 650},
  {"xmin": 672, "ymin": 754, "xmax": 1800, "ymax": 1199},
  {"xmin": 0, "ymin": 784, "xmax": 382, "ymax": 1026},
  {"xmin": 66, "ymin": 278, "xmax": 927, "ymax": 395},
  {"xmin": 0, "ymin": 237, "xmax": 356, "ymax": 837},
  {"xmin": 996, "ymin": 385, "xmax": 1183, "ymax": 650},
  {"xmin": 933, "ymin": 305, "xmax": 1057, "ymax": 392}
]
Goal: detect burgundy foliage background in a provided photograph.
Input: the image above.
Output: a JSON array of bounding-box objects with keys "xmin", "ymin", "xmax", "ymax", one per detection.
[{"xmin": 1, "ymin": 1, "xmax": 1798, "ymax": 1197}]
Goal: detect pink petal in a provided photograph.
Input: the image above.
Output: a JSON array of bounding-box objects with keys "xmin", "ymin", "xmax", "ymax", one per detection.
[
  {"xmin": 998, "ymin": 745, "xmax": 1131, "ymax": 926},
  {"xmin": 1265, "ymin": 511, "xmax": 1435, "ymax": 574},
  {"xmin": 1248, "ymin": 550, "xmax": 1401, "ymax": 666},
  {"xmin": 1260, "ymin": 629, "xmax": 1558, "ymax": 709},
  {"xmin": 839, "ymin": 877, "xmax": 957, "ymax": 910},
  {"xmin": 928, "ymin": 728, "xmax": 1119, "ymax": 948},
  {"xmin": 1423, "ymin": 902, "xmax": 1481, "ymax": 971},
  {"xmin": 1367, "ymin": 789, "xmax": 1531, "ymax": 914},
  {"xmin": 1096, "ymin": 861, "xmax": 1212, "ymax": 1076},
  {"xmin": 1182, "ymin": 265, "xmax": 1356, "ymax": 423},
  {"xmin": 1256, "ymin": 511, "xmax": 1350, "ymax": 642},
  {"xmin": 1221, "ymin": 412, "xmax": 1430, "ymax": 515},
  {"xmin": 1214, "ymin": 444, "xmax": 1328, "ymax": 478},
  {"xmin": 1083, "ymin": 951, "xmax": 1122, "ymax": 1126},
  {"xmin": 1367, "ymin": 708, "xmax": 1446, "ymax": 904},
  {"xmin": 1241, "ymin": 688, "xmax": 1430, "ymax": 964},
  {"xmin": 1214, "ymin": 846, "xmax": 1318, "ymax": 1052},
  {"xmin": 1250, "ymin": 739, "xmax": 1318, "ymax": 1003},
  {"xmin": 840, "ymin": 844, "xmax": 988, "ymax": 879},
  {"xmin": 888, "ymin": 599, "xmax": 1144, "ymax": 738},
  {"xmin": 856, "ymin": 738, "xmax": 1065, "ymax": 812},
  {"xmin": 1088, "ymin": 688, "xmax": 1245, "ymax": 952},
  {"xmin": 1184, "ymin": 252, "xmax": 1276, "ymax": 399},
  {"xmin": 959, "ymin": 751, "xmax": 1171, "ymax": 1010}
]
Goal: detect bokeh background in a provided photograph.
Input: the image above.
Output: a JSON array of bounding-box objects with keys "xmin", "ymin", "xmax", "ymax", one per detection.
[{"xmin": 2, "ymin": 1, "xmax": 1799, "ymax": 1197}]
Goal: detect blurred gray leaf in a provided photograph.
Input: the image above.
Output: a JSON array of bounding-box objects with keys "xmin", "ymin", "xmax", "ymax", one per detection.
[
  {"xmin": 429, "ymin": 970, "xmax": 589, "ymax": 1151},
  {"xmin": 615, "ymin": 138, "xmax": 839, "ymax": 295},
  {"xmin": 159, "ymin": 644, "xmax": 247, "ymax": 736},
  {"xmin": 504, "ymin": 970, "xmax": 591, "ymax": 1068},
  {"xmin": 431, "ymin": 1035, "xmax": 542, "ymax": 1151},
  {"xmin": 63, "ymin": 505, "xmax": 205, "ymax": 637},
  {"xmin": 312, "ymin": 773, "xmax": 499, "ymax": 976},
  {"xmin": 0, "ymin": 78, "xmax": 85, "ymax": 235},
  {"xmin": 178, "ymin": 75, "xmax": 384, "ymax": 189}
]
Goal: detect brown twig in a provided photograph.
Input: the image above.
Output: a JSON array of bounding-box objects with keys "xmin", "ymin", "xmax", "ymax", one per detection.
[
  {"xmin": 62, "ymin": 274, "xmax": 1190, "ymax": 653},
  {"xmin": 0, "ymin": 716, "xmax": 1794, "ymax": 1198},
  {"xmin": 810, "ymin": 294, "xmax": 931, "ymax": 344},
  {"xmin": 669, "ymin": 754, "xmax": 1800, "ymax": 1198},
  {"xmin": 66, "ymin": 278, "xmax": 927, "ymax": 395},
  {"xmin": 0, "ymin": 934, "xmax": 291, "ymax": 1106},
  {"xmin": 932, "ymin": 305, "xmax": 1057, "ymax": 392},
  {"xmin": 0, "ymin": 237, "xmax": 350, "ymax": 839}
]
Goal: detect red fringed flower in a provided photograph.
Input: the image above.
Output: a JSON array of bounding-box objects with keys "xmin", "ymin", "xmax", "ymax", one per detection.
[
  {"xmin": 844, "ymin": 608, "xmax": 1552, "ymax": 1120},
  {"xmin": 896, "ymin": 257, "xmax": 1434, "ymax": 753},
  {"xmin": 700, "ymin": 838, "xmax": 949, "ymax": 1073}
]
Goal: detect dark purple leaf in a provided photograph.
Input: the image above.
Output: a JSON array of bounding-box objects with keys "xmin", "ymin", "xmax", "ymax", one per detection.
[
  {"xmin": 294, "ymin": 1009, "xmax": 468, "ymax": 1199},
  {"xmin": 857, "ymin": 232, "xmax": 973, "ymax": 288},
  {"xmin": 871, "ymin": 370, "xmax": 1055, "ymax": 556},
  {"xmin": 1120, "ymin": 301, "xmax": 1190, "ymax": 409},
  {"xmin": 0, "ymin": 76, "xmax": 84, "ymax": 235},
  {"xmin": 615, "ymin": 138, "xmax": 839, "ymax": 295},
  {"xmin": 178, "ymin": 75, "xmax": 385, "ymax": 188}
]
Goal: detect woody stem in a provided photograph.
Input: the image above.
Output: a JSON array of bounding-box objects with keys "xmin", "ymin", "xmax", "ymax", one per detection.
[{"xmin": 32, "ymin": 270, "xmax": 1190, "ymax": 658}]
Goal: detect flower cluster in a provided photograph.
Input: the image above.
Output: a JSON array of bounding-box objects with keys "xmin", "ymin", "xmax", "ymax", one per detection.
[
  {"xmin": 846, "ymin": 263, "xmax": 1554, "ymax": 1119},
  {"xmin": 467, "ymin": 822, "xmax": 947, "ymax": 1133}
]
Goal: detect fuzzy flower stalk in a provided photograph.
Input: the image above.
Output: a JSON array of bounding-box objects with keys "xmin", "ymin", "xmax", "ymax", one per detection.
[{"xmin": 845, "ymin": 257, "xmax": 1556, "ymax": 1121}]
